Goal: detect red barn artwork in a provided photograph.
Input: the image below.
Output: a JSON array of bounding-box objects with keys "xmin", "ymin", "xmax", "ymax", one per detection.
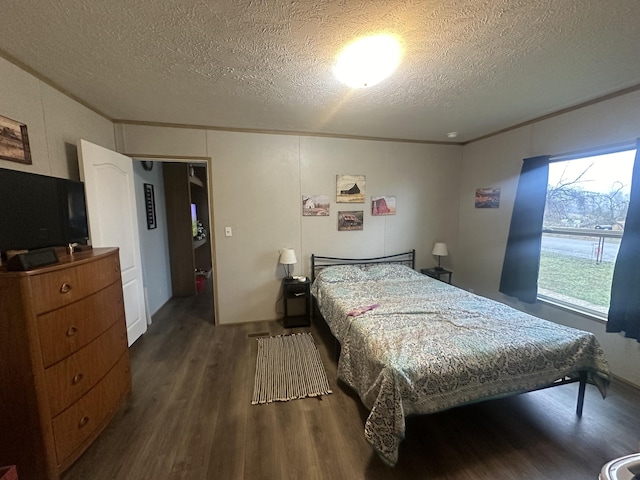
[{"xmin": 371, "ymin": 196, "xmax": 396, "ymax": 215}]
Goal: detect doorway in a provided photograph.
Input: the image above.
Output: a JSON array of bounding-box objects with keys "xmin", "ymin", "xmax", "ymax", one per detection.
[{"xmin": 133, "ymin": 157, "xmax": 216, "ymax": 324}]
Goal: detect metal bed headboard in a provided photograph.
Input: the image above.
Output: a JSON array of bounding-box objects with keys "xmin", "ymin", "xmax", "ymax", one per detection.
[{"xmin": 310, "ymin": 249, "xmax": 415, "ymax": 282}]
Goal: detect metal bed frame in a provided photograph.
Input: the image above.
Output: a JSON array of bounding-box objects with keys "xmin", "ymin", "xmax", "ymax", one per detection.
[
  {"xmin": 309, "ymin": 249, "xmax": 588, "ymax": 416},
  {"xmin": 311, "ymin": 249, "xmax": 415, "ymax": 282}
]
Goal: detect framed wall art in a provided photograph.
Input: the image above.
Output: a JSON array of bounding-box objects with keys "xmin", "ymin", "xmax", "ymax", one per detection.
[
  {"xmin": 338, "ymin": 210, "xmax": 363, "ymax": 231},
  {"xmin": 144, "ymin": 183, "xmax": 157, "ymax": 229},
  {"xmin": 302, "ymin": 194, "xmax": 330, "ymax": 216},
  {"xmin": 336, "ymin": 174, "xmax": 365, "ymax": 203},
  {"xmin": 371, "ymin": 195, "xmax": 396, "ymax": 215},
  {"xmin": 0, "ymin": 114, "xmax": 32, "ymax": 165},
  {"xmin": 475, "ymin": 187, "xmax": 501, "ymax": 208}
]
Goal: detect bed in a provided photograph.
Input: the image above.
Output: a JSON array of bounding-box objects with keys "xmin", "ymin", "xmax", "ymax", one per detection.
[{"xmin": 310, "ymin": 250, "xmax": 612, "ymax": 466}]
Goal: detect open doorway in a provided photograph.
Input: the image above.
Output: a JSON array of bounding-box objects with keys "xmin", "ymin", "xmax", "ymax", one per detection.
[{"xmin": 132, "ymin": 158, "xmax": 216, "ymax": 325}]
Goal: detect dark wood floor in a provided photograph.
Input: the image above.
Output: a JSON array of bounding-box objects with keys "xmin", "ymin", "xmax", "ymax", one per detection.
[{"xmin": 63, "ymin": 281, "xmax": 640, "ymax": 480}]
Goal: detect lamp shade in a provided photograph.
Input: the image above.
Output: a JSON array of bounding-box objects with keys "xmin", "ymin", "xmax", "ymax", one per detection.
[
  {"xmin": 432, "ymin": 243, "xmax": 449, "ymax": 257},
  {"xmin": 279, "ymin": 248, "xmax": 297, "ymax": 265}
]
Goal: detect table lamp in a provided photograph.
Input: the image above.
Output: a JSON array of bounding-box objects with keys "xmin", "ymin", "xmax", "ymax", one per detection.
[
  {"xmin": 279, "ymin": 248, "xmax": 297, "ymax": 279},
  {"xmin": 432, "ymin": 243, "xmax": 448, "ymax": 271}
]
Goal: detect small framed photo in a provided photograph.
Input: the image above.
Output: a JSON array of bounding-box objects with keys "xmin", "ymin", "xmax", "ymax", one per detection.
[
  {"xmin": 302, "ymin": 194, "xmax": 330, "ymax": 216},
  {"xmin": 338, "ymin": 210, "xmax": 363, "ymax": 231},
  {"xmin": 336, "ymin": 174, "xmax": 365, "ymax": 203},
  {"xmin": 372, "ymin": 196, "xmax": 396, "ymax": 215},
  {"xmin": 0, "ymin": 114, "xmax": 32, "ymax": 165},
  {"xmin": 475, "ymin": 187, "xmax": 500, "ymax": 208},
  {"xmin": 144, "ymin": 183, "xmax": 157, "ymax": 229}
]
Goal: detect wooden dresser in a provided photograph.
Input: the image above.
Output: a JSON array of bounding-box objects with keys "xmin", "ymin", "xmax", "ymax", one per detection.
[{"xmin": 0, "ymin": 247, "xmax": 131, "ymax": 480}]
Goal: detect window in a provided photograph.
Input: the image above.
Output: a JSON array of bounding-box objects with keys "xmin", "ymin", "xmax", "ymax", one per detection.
[{"xmin": 538, "ymin": 148, "xmax": 636, "ymax": 318}]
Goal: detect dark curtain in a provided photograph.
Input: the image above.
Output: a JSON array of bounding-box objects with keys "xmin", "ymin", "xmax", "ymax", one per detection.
[
  {"xmin": 607, "ymin": 139, "xmax": 640, "ymax": 341},
  {"xmin": 499, "ymin": 155, "xmax": 550, "ymax": 303}
]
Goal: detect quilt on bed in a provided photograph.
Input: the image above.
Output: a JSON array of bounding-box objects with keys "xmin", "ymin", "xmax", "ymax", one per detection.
[{"xmin": 311, "ymin": 264, "xmax": 612, "ymax": 466}]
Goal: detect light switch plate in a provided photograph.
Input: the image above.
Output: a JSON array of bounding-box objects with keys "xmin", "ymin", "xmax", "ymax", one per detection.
[{"xmin": 225, "ymin": 227, "xmax": 232, "ymax": 237}]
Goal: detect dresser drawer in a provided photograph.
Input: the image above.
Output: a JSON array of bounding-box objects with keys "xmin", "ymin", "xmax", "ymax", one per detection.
[
  {"xmin": 52, "ymin": 352, "xmax": 131, "ymax": 466},
  {"xmin": 45, "ymin": 319, "xmax": 128, "ymax": 417},
  {"xmin": 30, "ymin": 252, "xmax": 121, "ymax": 315},
  {"xmin": 38, "ymin": 281, "xmax": 125, "ymax": 367}
]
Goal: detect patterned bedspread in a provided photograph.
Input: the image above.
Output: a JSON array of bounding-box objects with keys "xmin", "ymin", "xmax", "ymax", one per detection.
[{"xmin": 311, "ymin": 264, "xmax": 611, "ymax": 466}]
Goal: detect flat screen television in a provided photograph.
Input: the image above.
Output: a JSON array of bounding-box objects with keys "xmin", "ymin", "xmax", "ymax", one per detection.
[
  {"xmin": 0, "ymin": 167, "xmax": 89, "ymax": 255},
  {"xmin": 191, "ymin": 203, "xmax": 198, "ymax": 238}
]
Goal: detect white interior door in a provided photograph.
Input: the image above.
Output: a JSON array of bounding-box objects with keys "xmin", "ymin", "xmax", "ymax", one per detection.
[{"xmin": 78, "ymin": 139, "xmax": 147, "ymax": 345}]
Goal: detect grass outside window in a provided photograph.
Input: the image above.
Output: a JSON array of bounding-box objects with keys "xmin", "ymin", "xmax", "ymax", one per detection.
[{"xmin": 538, "ymin": 251, "xmax": 614, "ymax": 310}]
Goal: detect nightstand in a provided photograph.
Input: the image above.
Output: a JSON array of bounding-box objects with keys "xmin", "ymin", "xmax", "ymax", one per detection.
[
  {"xmin": 421, "ymin": 268, "xmax": 452, "ymax": 284},
  {"xmin": 282, "ymin": 278, "xmax": 311, "ymax": 327}
]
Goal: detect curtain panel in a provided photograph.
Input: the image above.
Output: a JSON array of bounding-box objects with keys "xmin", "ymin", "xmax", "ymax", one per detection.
[
  {"xmin": 607, "ymin": 139, "xmax": 640, "ymax": 341},
  {"xmin": 499, "ymin": 156, "xmax": 550, "ymax": 303}
]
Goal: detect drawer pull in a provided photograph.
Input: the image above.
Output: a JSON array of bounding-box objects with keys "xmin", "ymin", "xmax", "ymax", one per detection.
[
  {"xmin": 78, "ymin": 416, "xmax": 90, "ymax": 428},
  {"xmin": 60, "ymin": 283, "xmax": 72, "ymax": 294},
  {"xmin": 72, "ymin": 373, "xmax": 84, "ymax": 385},
  {"xmin": 66, "ymin": 326, "xmax": 78, "ymax": 337}
]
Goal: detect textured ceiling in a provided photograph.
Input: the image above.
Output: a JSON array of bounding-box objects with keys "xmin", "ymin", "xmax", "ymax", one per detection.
[{"xmin": 1, "ymin": 0, "xmax": 640, "ymax": 143}]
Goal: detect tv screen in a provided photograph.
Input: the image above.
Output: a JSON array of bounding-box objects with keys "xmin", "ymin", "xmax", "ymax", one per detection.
[
  {"xmin": 0, "ymin": 167, "xmax": 89, "ymax": 254},
  {"xmin": 191, "ymin": 203, "xmax": 198, "ymax": 238}
]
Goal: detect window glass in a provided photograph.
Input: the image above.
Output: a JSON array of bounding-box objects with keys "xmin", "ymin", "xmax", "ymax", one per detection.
[{"xmin": 539, "ymin": 149, "xmax": 635, "ymax": 317}]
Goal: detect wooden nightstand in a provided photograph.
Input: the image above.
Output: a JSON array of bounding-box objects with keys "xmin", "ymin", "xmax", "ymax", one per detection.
[
  {"xmin": 282, "ymin": 278, "xmax": 311, "ymax": 327},
  {"xmin": 421, "ymin": 268, "xmax": 452, "ymax": 284}
]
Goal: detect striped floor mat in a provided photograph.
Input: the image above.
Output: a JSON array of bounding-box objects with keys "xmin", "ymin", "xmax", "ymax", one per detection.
[{"xmin": 252, "ymin": 333, "xmax": 332, "ymax": 405}]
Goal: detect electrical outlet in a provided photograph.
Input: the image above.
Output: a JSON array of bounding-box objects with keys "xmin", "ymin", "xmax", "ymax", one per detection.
[{"xmin": 225, "ymin": 227, "xmax": 232, "ymax": 237}]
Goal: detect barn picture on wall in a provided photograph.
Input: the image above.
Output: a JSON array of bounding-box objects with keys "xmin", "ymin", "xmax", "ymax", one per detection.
[
  {"xmin": 0, "ymin": 114, "xmax": 32, "ymax": 165},
  {"xmin": 371, "ymin": 196, "xmax": 396, "ymax": 215},
  {"xmin": 338, "ymin": 210, "xmax": 364, "ymax": 231},
  {"xmin": 336, "ymin": 174, "xmax": 365, "ymax": 203},
  {"xmin": 302, "ymin": 194, "xmax": 330, "ymax": 216}
]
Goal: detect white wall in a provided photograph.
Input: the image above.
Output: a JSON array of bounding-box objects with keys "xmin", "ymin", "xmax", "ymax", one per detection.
[
  {"xmin": 132, "ymin": 160, "xmax": 172, "ymax": 316},
  {"xmin": 457, "ymin": 90, "xmax": 640, "ymax": 387},
  {"xmin": 0, "ymin": 56, "xmax": 115, "ymax": 179},
  {"xmin": 299, "ymin": 137, "xmax": 461, "ymax": 266},
  {"xmin": 118, "ymin": 124, "xmax": 463, "ymax": 325}
]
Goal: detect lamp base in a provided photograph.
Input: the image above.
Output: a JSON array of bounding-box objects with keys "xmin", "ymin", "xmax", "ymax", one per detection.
[{"xmin": 434, "ymin": 266, "xmax": 444, "ymax": 271}]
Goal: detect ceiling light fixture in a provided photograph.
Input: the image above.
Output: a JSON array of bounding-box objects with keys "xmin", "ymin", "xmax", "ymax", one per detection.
[
  {"xmin": 447, "ymin": 132, "xmax": 458, "ymax": 138},
  {"xmin": 334, "ymin": 34, "xmax": 402, "ymax": 88}
]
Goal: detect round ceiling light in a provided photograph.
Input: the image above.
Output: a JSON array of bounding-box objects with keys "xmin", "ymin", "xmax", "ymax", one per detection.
[{"xmin": 334, "ymin": 34, "xmax": 402, "ymax": 88}]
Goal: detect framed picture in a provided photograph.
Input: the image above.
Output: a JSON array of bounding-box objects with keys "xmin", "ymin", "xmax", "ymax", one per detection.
[
  {"xmin": 336, "ymin": 174, "xmax": 365, "ymax": 203},
  {"xmin": 0, "ymin": 114, "xmax": 32, "ymax": 165},
  {"xmin": 302, "ymin": 194, "xmax": 330, "ymax": 216},
  {"xmin": 338, "ymin": 210, "xmax": 364, "ymax": 231},
  {"xmin": 144, "ymin": 183, "xmax": 157, "ymax": 229},
  {"xmin": 371, "ymin": 195, "xmax": 396, "ymax": 215},
  {"xmin": 475, "ymin": 187, "xmax": 501, "ymax": 208}
]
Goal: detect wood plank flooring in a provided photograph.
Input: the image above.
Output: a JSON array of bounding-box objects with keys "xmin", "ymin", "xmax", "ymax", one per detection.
[{"xmin": 62, "ymin": 283, "xmax": 640, "ymax": 480}]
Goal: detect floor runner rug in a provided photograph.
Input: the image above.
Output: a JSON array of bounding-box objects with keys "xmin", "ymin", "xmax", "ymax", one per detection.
[{"xmin": 252, "ymin": 332, "xmax": 332, "ymax": 405}]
